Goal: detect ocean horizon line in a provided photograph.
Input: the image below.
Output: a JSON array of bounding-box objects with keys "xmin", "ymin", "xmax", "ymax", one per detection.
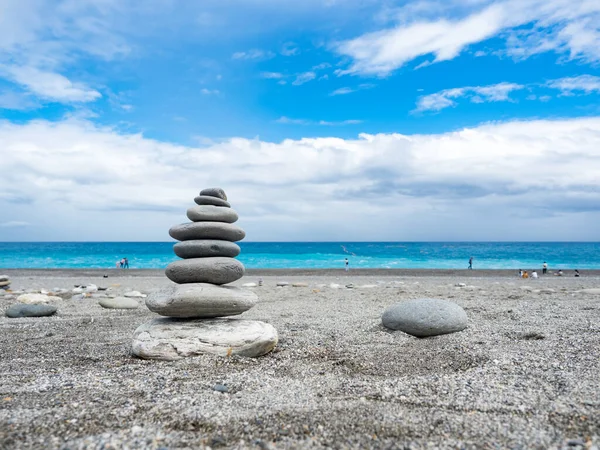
[{"xmin": 1, "ymin": 241, "xmax": 599, "ymax": 270}]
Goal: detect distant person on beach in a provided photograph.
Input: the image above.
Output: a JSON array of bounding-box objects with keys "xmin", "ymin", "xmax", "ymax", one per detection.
[
  {"xmin": 555, "ymin": 269, "xmax": 563, "ymax": 276},
  {"xmin": 518, "ymin": 269, "xmax": 523, "ymax": 278},
  {"xmin": 345, "ymin": 258, "xmax": 349, "ymax": 272},
  {"xmin": 542, "ymin": 262, "xmax": 548, "ymax": 274},
  {"xmin": 123, "ymin": 258, "xmax": 129, "ymax": 269},
  {"xmin": 531, "ymin": 271, "xmax": 538, "ymax": 279},
  {"xmin": 119, "ymin": 258, "xmax": 125, "ymax": 268},
  {"xmin": 115, "ymin": 261, "xmax": 120, "ymax": 269},
  {"xmin": 523, "ymin": 270, "xmax": 529, "ymax": 279},
  {"xmin": 574, "ymin": 269, "xmax": 580, "ymax": 277},
  {"xmin": 468, "ymin": 257, "xmax": 473, "ymax": 270}
]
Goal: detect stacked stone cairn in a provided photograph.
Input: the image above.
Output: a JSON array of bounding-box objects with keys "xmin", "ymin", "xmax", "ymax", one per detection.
[
  {"xmin": 0, "ymin": 274, "xmax": 10, "ymax": 290},
  {"xmin": 132, "ymin": 188, "xmax": 278, "ymax": 360}
]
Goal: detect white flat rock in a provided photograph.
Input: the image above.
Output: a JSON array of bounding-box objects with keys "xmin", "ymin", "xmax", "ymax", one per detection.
[
  {"xmin": 85, "ymin": 284, "xmax": 98, "ymax": 293},
  {"xmin": 292, "ymin": 282, "xmax": 308, "ymax": 287},
  {"xmin": 242, "ymin": 282, "xmax": 257, "ymax": 288},
  {"xmin": 131, "ymin": 318, "xmax": 278, "ymax": 360},
  {"xmin": 16, "ymin": 293, "xmax": 61, "ymax": 304}
]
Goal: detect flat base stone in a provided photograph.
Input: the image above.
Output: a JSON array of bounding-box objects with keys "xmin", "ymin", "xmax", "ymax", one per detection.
[
  {"xmin": 131, "ymin": 318, "xmax": 278, "ymax": 360},
  {"xmin": 6, "ymin": 304, "xmax": 58, "ymax": 318},
  {"xmin": 146, "ymin": 283, "xmax": 258, "ymax": 318},
  {"xmin": 382, "ymin": 298, "xmax": 468, "ymax": 337},
  {"xmin": 99, "ymin": 297, "xmax": 139, "ymax": 309}
]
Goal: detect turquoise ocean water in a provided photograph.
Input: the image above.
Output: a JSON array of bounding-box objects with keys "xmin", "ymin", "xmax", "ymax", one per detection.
[{"xmin": 0, "ymin": 242, "xmax": 599, "ymax": 269}]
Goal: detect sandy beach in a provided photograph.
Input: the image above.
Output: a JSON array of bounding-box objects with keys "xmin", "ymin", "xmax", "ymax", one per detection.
[{"xmin": 1, "ymin": 269, "xmax": 599, "ymax": 449}]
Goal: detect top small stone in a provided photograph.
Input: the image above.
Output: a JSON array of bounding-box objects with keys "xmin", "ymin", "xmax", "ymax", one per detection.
[{"xmin": 200, "ymin": 188, "xmax": 227, "ymax": 201}]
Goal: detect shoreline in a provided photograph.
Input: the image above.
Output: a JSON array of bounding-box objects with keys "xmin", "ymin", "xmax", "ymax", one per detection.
[{"xmin": 1, "ymin": 267, "xmax": 598, "ymax": 278}]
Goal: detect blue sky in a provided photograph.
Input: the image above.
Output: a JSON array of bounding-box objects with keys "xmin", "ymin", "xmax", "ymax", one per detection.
[{"xmin": 1, "ymin": 0, "xmax": 600, "ymax": 241}]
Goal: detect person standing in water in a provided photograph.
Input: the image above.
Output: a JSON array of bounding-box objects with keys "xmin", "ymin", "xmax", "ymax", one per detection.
[
  {"xmin": 345, "ymin": 258, "xmax": 349, "ymax": 272},
  {"xmin": 468, "ymin": 256, "xmax": 473, "ymax": 270},
  {"xmin": 542, "ymin": 262, "xmax": 548, "ymax": 274}
]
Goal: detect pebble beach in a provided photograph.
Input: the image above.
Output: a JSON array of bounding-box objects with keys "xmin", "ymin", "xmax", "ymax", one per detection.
[{"xmin": 1, "ymin": 269, "xmax": 599, "ymax": 449}]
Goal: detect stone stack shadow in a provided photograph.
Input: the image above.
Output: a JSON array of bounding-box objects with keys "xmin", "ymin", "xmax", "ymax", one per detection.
[{"xmin": 131, "ymin": 188, "xmax": 278, "ymax": 360}]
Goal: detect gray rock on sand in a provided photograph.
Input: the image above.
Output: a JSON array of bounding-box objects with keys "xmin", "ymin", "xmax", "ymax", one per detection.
[
  {"xmin": 99, "ymin": 297, "xmax": 139, "ymax": 309},
  {"xmin": 194, "ymin": 195, "xmax": 231, "ymax": 208},
  {"xmin": 169, "ymin": 222, "xmax": 245, "ymax": 242},
  {"xmin": 576, "ymin": 288, "xmax": 600, "ymax": 295},
  {"xmin": 186, "ymin": 205, "xmax": 238, "ymax": 223},
  {"xmin": 131, "ymin": 318, "xmax": 278, "ymax": 360},
  {"xmin": 0, "ymin": 280, "xmax": 10, "ymax": 287},
  {"xmin": 166, "ymin": 257, "xmax": 245, "ymax": 285},
  {"xmin": 174, "ymin": 240, "xmax": 241, "ymax": 259},
  {"xmin": 146, "ymin": 283, "xmax": 258, "ymax": 318},
  {"xmin": 199, "ymin": 187, "xmax": 228, "ymax": 200},
  {"xmin": 382, "ymin": 298, "xmax": 468, "ymax": 337},
  {"xmin": 6, "ymin": 303, "xmax": 58, "ymax": 318},
  {"xmin": 124, "ymin": 291, "xmax": 146, "ymax": 298},
  {"xmin": 0, "ymin": 274, "xmax": 9, "ymax": 281}
]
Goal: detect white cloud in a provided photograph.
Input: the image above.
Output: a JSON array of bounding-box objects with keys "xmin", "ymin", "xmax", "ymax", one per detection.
[
  {"xmin": 1, "ymin": 65, "xmax": 101, "ymax": 102},
  {"xmin": 201, "ymin": 88, "xmax": 220, "ymax": 95},
  {"xmin": 232, "ymin": 49, "xmax": 274, "ymax": 60},
  {"xmin": 0, "ymin": 91, "xmax": 38, "ymax": 110},
  {"xmin": 330, "ymin": 87, "xmax": 355, "ymax": 96},
  {"xmin": 334, "ymin": 0, "xmax": 600, "ymax": 76},
  {"xmin": 292, "ymin": 71, "xmax": 316, "ymax": 86},
  {"xmin": 329, "ymin": 83, "xmax": 376, "ymax": 96},
  {"xmin": 276, "ymin": 116, "xmax": 363, "ymax": 126},
  {"xmin": 546, "ymin": 74, "xmax": 600, "ymax": 95},
  {"xmin": 312, "ymin": 62, "xmax": 331, "ymax": 70},
  {"xmin": 318, "ymin": 119, "xmax": 363, "ymax": 126},
  {"xmin": 281, "ymin": 42, "xmax": 299, "ymax": 56},
  {"xmin": 0, "ymin": 221, "xmax": 30, "ymax": 228},
  {"xmin": 261, "ymin": 72, "xmax": 285, "ymax": 79},
  {"xmin": 415, "ymin": 82, "xmax": 524, "ymax": 112},
  {"xmin": 1, "ymin": 116, "xmax": 600, "ymax": 241},
  {"xmin": 416, "ymin": 76, "xmax": 600, "ymax": 112},
  {"xmin": 0, "ymin": 0, "xmax": 132, "ymax": 105},
  {"xmin": 275, "ymin": 116, "xmax": 309, "ymax": 125}
]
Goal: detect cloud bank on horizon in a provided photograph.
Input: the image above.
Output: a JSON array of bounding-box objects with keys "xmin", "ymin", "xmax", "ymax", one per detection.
[{"xmin": 0, "ymin": 0, "xmax": 599, "ymax": 241}]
